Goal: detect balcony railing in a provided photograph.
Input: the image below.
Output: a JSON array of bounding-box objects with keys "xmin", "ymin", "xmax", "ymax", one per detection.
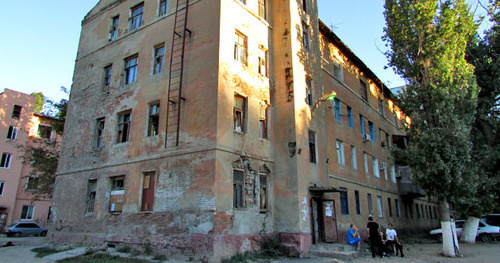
[{"xmin": 397, "ymin": 165, "xmax": 426, "ymax": 198}]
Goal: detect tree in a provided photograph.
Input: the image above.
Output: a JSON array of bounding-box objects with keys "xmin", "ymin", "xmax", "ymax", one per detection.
[
  {"xmin": 459, "ymin": 0, "xmax": 500, "ymax": 243},
  {"xmin": 31, "ymin": 92, "xmax": 45, "ymax": 114},
  {"xmin": 383, "ymin": 0, "xmax": 479, "ymax": 257}
]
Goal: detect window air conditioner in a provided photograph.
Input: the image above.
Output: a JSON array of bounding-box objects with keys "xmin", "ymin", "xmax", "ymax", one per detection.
[
  {"xmin": 363, "ymin": 134, "xmax": 371, "ymax": 142},
  {"xmin": 379, "ymin": 162, "xmax": 386, "ymax": 170}
]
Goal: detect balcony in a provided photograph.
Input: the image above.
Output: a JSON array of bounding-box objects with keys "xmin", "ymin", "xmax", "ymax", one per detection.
[{"xmin": 397, "ymin": 165, "xmax": 426, "ymax": 198}]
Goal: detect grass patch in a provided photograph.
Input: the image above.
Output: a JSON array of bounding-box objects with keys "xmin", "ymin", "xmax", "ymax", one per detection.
[
  {"xmin": 31, "ymin": 247, "xmax": 69, "ymax": 258},
  {"xmin": 58, "ymin": 253, "xmax": 150, "ymax": 263}
]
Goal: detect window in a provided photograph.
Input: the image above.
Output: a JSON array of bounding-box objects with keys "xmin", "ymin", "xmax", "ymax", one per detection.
[
  {"xmin": 7, "ymin": 126, "xmax": 18, "ymax": 140},
  {"xmin": 378, "ymin": 98, "xmax": 385, "ymax": 116},
  {"xmin": 390, "ymin": 165, "xmax": 397, "ymax": 183},
  {"xmin": 372, "ymin": 157, "xmax": 379, "ymax": 178},
  {"xmin": 421, "ymin": 204, "xmax": 425, "ymax": 218},
  {"xmin": 259, "ymin": 106, "xmax": 268, "ymax": 139},
  {"xmin": 395, "ymin": 199, "xmax": 401, "ymax": 218},
  {"xmin": 433, "ymin": 207, "xmax": 437, "ymax": 219},
  {"xmin": 0, "ymin": 181, "xmax": 4, "ymax": 196},
  {"xmin": 234, "ymin": 31, "xmax": 247, "ymax": 65},
  {"xmin": 103, "ymin": 65, "xmax": 112, "ymax": 93},
  {"xmin": 26, "ymin": 176, "xmax": 39, "ymax": 191},
  {"xmin": 233, "ymin": 170, "xmax": 245, "ymax": 208},
  {"xmin": 302, "ymin": 0, "xmax": 307, "ymax": 12},
  {"xmin": 309, "ymin": 130, "xmax": 316, "ymax": 163},
  {"xmin": 258, "ymin": 51, "xmax": 268, "ymax": 77},
  {"xmin": 124, "ymin": 55, "xmax": 138, "ymax": 84},
  {"xmin": 258, "ymin": 0, "xmax": 266, "ymax": 19},
  {"xmin": 37, "ymin": 125, "xmax": 52, "ymax": 140},
  {"xmin": 233, "ymin": 95, "xmax": 245, "ymax": 132},
  {"xmin": 336, "ymin": 140, "xmax": 345, "ymax": 165},
  {"xmin": 20, "ymin": 205, "xmax": 34, "ymax": 220},
  {"xmin": 383, "ymin": 162, "xmax": 388, "ymax": 180},
  {"xmin": 340, "ymin": 188, "xmax": 349, "ymax": 215},
  {"xmin": 129, "ymin": 3, "xmax": 144, "ymax": 31},
  {"xmin": 153, "ymin": 45, "xmax": 165, "ymax": 75},
  {"xmin": 425, "ymin": 205, "xmax": 429, "ymax": 219},
  {"xmin": 355, "ymin": 190, "xmax": 361, "ymax": 215},
  {"xmin": 367, "ymin": 193, "xmax": 373, "ymax": 216},
  {"xmin": 12, "ymin": 105, "xmax": 22, "ymax": 119},
  {"xmin": 95, "ymin": 118, "xmax": 105, "ymax": 148},
  {"xmin": 238, "ymin": 0, "xmax": 246, "ymax": 4},
  {"xmin": 359, "ymin": 115, "xmax": 365, "ymax": 135},
  {"xmin": 347, "ymin": 106, "xmax": 353, "ymax": 128},
  {"xmin": 86, "ymin": 179, "xmax": 97, "ymax": 213},
  {"xmin": 416, "ymin": 203, "xmax": 420, "ymax": 218},
  {"xmin": 159, "ymin": 0, "xmax": 169, "ymax": 16},
  {"xmin": 110, "ymin": 176, "xmax": 125, "ymax": 213},
  {"xmin": 333, "ymin": 63, "xmax": 343, "ymax": 81},
  {"xmin": 368, "ymin": 121, "xmax": 375, "ymax": 141},
  {"xmin": 360, "ymin": 81, "xmax": 368, "ymax": 101},
  {"xmin": 141, "ymin": 172, "xmax": 155, "ymax": 211},
  {"xmin": 109, "ymin": 15, "xmax": 119, "ymax": 41},
  {"xmin": 305, "ymin": 76, "xmax": 312, "ymax": 106},
  {"xmin": 394, "ymin": 112, "xmax": 399, "ymax": 127},
  {"xmin": 117, "ymin": 111, "xmax": 132, "ymax": 143},
  {"xmin": 260, "ymin": 174, "xmax": 268, "ymax": 211},
  {"xmin": 334, "ymin": 98, "xmax": 341, "ymax": 122},
  {"xmin": 302, "ymin": 22, "xmax": 310, "ymax": 50},
  {"xmin": 351, "ymin": 146, "xmax": 357, "ymax": 170},
  {"xmin": 388, "ymin": 198, "xmax": 393, "ymax": 217},
  {"xmin": 386, "ymin": 133, "xmax": 391, "ymax": 147},
  {"xmin": 377, "ymin": 196, "xmax": 383, "ymax": 217},
  {"xmin": 1, "ymin": 153, "xmax": 12, "ymax": 168},
  {"xmin": 148, "ymin": 103, "xmax": 160, "ymax": 136},
  {"xmin": 363, "ymin": 152, "xmax": 369, "ymax": 175}
]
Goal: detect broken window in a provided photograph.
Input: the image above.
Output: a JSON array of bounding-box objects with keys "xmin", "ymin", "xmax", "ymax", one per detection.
[
  {"xmin": 86, "ymin": 179, "xmax": 97, "ymax": 214},
  {"xmin": 233, "ymin": 95, "xmax": 245, "ymax": 133},
  {"xmin": 258, "ymin": 0, "xmax": 266, "ymax": 20},
  {"xmin": 153, "ymin": 45, "xmax": 165, "ymax": 75},
  {"xmin": 302, "ymin": 22, "xmax": 310, "ymax": 50},
  {"xmin": 129, "ymin": 3, "xmax": 144, "ymax": 31},
  {"xmin": 0, "ymin": 153, "xmax": 12, "ymax": 168},
  {"xmin": 117, "ymin": 111, "xmax": 131, "ymax": 143},
  {"xmin": 26, "ymin": 176, "xmax": 39, "ymax": 191},
  {"xmin": 309, "ymin": 130, "xmax": 316, "ymax": 163},
  {"xmin": 305, "ymin": 76, "xmax": 312, "ymax": 106},
  {"xmin": 109, "ymin": 176, "xmax": 125, "ymax": 213},
  {"xmin": 95, "ymin": 118, "xmax": 105, "ymax": 148},
  {"xmin": 7, "ymin": 126, "xmax": 18, "ymax": 140},
  {"xmin": 109, "ymin": 15, "xmax": 119, "ymax": 41},
  {"xmin": 20, "ymin": 205, "xmax": 34, "ymax": 220},
  {"xmin": 12, "ymin": 105, "xmax": 22, "ymax": 119},
  {"xmin": 37, "ymin": 125, "xmax": 52, "ymax": 140},
  {"xmin": 258, "ymin": 51, "xmax": 268, "ymax": 77},
  {"xmin": 234, "ymin": 31, "xmax": 247, "ymax": 65},
  {"xmin": 141, "ymin": 172, "xmax": 155, "ymax": 211},
  {"xmin": 159, "ymin": 0, "xmax": 169, "ymax": 16},
  {"xmin": 124, "ymin": 55, "xmax": 138, "ymax": 84},
  {"xmin": 259, "ymin": 173, "xmax": 268, "ymax": 211},
  {"xmin": 148, "ymin": 103, "xmax": 160, "ymax": 136},
  {"xmin": 103, "ymin": 65, "xmax": 112, "ymax": 93},
  {"xmin": 360, "ymin": 80, "xmax": 368, "ymax": 102},
  {"xmin": 233, "ymin": 170, "xmax": 245, "ymax": 208},
  {"xmin": 259, "ymin": 106, "xmax": 267, "ymax": 139}
]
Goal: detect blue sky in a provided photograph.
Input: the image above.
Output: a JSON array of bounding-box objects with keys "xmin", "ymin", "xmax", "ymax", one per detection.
[{"xmin": 0, "ymin": 0, "xmax": 491, "ymax": 102}]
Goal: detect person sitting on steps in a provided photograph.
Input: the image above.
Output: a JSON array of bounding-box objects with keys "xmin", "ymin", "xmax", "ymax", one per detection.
[{"xmin": 347, "ymin": 224, "xmax": 362, "ymax": 251}]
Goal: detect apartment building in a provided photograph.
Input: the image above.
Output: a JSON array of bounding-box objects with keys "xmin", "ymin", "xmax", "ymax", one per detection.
[
  {"xmin": 51, "ymin": 0, "xmax": 437, "ymax": 260},
  {"xmin": 0, "ymin": 89, "xmax": 59, "ymax": 229}
]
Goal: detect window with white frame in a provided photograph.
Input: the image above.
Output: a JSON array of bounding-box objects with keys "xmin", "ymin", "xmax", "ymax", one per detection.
[
  {"xmin": 336, "ymin": 140, "xmax": 345, "ymax": 165},
  {"xmin": 258, "ymin": 50, "xmax": 268, "ymax": 77},
  {"xmin": 363, "ymin": 152, "xmax": 369, "ymax": 175},
  {"xmin": 305, "ymin": 76, "xmax": 312, "ymax": 106},
  {"xmin": 153, "ymin": 45, "xmax": 165, "ymax": 75},
  {"xmin": 302, "ymin": 22, "xmax": 310, "ymax": 50},
  {"xmin": 148, "ymin": 103, "xmax": 160, "ymax": 136},
  {"xmin": 159, "ymin": 0, "xmax": 169, "ymax": 16},
  {"xmin": 0, "ymin": 153, "xmax": 12, "ymax": 168},
  {"xmin": 124, "ymin": 55, "xmax": 138, "ymax": 84},
  {"xmin": 233, "ymin": 95, "xmax": 246, "ymax": 133},
  {"xmin": 259, "ymin": 106, "xmax": 268, "ymax": 139},
  {"xmin": 383, "ymin": 162, "xmax": 388, "ymax": 180},
  {"xmin": 109, "ymin": 15, "xmax": 119, "ymax": 41},
  {"xmin": 372, "ymin": 157, "xmax": 379, "ymax": 177},
  {"xmin": 20, "ymin": 205, "xmax": 34, "ymax": 220},
  {"xmin": 6, "ymin": 126, "xmax": 18, "ymax": 140},
  {"xmin": 258, "ymin": 0, "xmax": 266, "ymax": 20},
  {"xmin": 391, "ymin": 165, "xmax": 397, "ymax": 183},
  {"xmin": 377, "ymin": 196, "xmax": 383, "ymax": 217},
  {"xmin": 351, "ymin": 146, "xmax": 357, "ymax": 170},
  {"xmin": 234, "ymin": 31, "xmax": 247, "ymax": 65}
]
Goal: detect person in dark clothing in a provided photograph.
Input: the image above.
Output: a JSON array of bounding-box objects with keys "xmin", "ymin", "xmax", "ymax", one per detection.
[{"xmin": 367, "ymin": 216, "xmax": 383, "ymax": 258}]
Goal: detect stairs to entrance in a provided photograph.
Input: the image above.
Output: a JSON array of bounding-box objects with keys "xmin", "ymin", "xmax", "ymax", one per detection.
[{"xmin": 308, "ymin": 243, "xmax": 364, "ymax": 261}]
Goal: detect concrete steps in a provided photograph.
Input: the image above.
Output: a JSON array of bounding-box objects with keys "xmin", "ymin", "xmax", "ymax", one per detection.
[{"xmin": 308, "ymin": 243, "xmax": 365, "ymax": 261}]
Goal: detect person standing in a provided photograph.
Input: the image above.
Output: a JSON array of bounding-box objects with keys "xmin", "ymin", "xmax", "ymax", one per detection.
[
  {"xmin": 386, "ymin": 223, "xmax": 404, "ymax": 257},
  {"xmin": 367, "ymin": 216, "xmax": 382, "ymax": 258},
  {"xmin": 347, "ymin": 224, "xmax": 362, "ymax": 251}
]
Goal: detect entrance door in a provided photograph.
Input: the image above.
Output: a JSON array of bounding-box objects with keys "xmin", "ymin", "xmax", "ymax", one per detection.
[
  {"xmin": 323, "ymin": 200, "xmax": 338, "ymax": 242},
  {"xmin": 311, "ymin": 198, "xmax": 321, "ymax": 244}
]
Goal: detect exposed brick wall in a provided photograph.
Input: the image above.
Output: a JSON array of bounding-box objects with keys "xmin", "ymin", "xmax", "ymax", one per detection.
[{"xmin": 212, "ymin": 212, "xmax": 234, "ymax": 234}]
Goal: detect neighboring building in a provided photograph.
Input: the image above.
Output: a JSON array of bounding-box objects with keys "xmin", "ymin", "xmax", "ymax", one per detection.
[
  {"xmin": 51, "ymin": 0, "xmax": 437, "ymax": 261},
  {"xmin": 0, "ymin": 89, "xmax": 60, "ymax": 229}
]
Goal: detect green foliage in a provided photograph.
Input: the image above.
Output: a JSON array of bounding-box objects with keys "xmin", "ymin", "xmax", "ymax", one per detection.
[
  {"xmin": 58, "ymin": 253, "xmax": 150, "ymax": 263},
  {"xmin": 30, "ymin": 92, "xmax": 45, "ymax": 114},
  {"xmin": 383, "ymin": 0, "xmax": 479, "ymax": 207},
  {"xmin": 31, "ymin": 247, "xmax": 68, "ymax": 258},
  {"xmin": 222, "ymin": 235, "xmax": 284, "ymax": 262}
]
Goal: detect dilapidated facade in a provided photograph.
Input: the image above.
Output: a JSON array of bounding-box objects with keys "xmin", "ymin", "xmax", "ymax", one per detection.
[{"xmin": 51, "ymin": 0, "xmax": 437, "ymax": 261}]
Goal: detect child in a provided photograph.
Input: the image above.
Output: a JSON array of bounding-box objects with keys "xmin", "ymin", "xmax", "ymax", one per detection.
[{"xmin": 386, "ymin": 223, "xmax": 404, "ymax": 257}]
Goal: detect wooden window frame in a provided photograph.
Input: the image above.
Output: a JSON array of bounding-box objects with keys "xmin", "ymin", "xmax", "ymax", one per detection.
[
  {"xmin": 129, "ymin": 3, "xmax": 144, "ymax": 31},
  {"xmin": 116, "ymin": 111, "xmax": 132, "ymax": 143},
  {"xmin": 147, "ymin": 103, "xmax": 160, "ymax": 136},
  {"xmin": 233, "ymin": 169, "xmax": 245, "ymax": 209}
]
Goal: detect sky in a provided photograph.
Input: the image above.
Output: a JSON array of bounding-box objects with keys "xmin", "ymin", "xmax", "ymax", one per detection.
[{"xmin": 0, "ymin": 0, "xmax": 492, "ymax": 103}]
